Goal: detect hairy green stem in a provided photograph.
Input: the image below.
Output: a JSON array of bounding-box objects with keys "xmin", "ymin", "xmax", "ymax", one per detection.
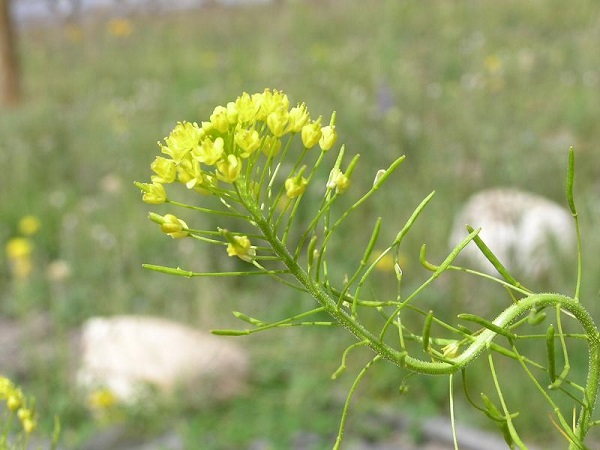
[{"xmin": 241, "ymin": 188, "xmax": 600, "ymax": 447}]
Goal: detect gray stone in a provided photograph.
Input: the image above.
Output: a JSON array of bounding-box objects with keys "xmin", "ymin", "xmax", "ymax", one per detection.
[{"xmin": 76, "ymin": 315, "xmax": 249, "ymax": 405}]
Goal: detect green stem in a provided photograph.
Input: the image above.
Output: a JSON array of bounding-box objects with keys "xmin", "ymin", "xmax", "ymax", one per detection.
[{"xmin": 240, "ymin": 189, "xmax": 600, "ymax": 447}]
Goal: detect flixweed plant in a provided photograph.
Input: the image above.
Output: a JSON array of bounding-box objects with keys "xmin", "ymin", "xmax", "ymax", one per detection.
[
  {"xmin": 0, "ymin": 375, "xmax": 38, "ymax": 449},
  {"xmin": 0, "ymin": 375, "xmax": 59, "ymax": 450},
  {"xmin": 135, "ymin": 89, "xmax": 597, "ymax": 449}
]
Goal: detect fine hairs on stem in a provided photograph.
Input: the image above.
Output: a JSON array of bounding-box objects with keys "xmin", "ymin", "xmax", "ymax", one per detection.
[{"xmin": 137, "ymin": 90, "xmax": 597, "ymax": 449}]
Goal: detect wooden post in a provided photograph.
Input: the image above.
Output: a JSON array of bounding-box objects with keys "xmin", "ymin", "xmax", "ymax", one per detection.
[{"xmin": 0, "ymin": 0, "xmax": 20, "ymax": 106}]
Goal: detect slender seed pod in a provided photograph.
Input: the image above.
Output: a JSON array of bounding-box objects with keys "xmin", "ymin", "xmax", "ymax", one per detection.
[
  {"xmin": 422, "ymin": 310, "xmax": 434, "ymax": 352},
  {"xmin": 458, "ymin": 314, "xmax": 517, "ymax": 340},
  {"xmin": 546, "ymin": 324, "xmax": 556, "ymax": 383}
]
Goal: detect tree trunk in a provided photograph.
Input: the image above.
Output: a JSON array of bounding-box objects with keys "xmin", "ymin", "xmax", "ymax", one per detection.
[{"xmin": 0, "ymin": 0, "xmax": 20, "ymax": 106}]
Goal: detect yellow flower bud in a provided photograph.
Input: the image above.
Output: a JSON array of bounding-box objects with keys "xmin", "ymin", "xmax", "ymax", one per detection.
[
  {"xmin": 226, "ymin": 234, "xmax": 256, "ymax": 262},
  {"xmin": 319, "ymin": 112, "xmax": 337, "ymax": 151},
  {"xmin": 17, "ymin": 408, "xmax": 36, "ymax": 433},
  {"xmin": 285, "ymin": 174, "xmax": 308, "ymax": 198},
  {"xmin": 210, "ymin": 106, "xmax": 230, "ymax": 133},
  {"xmin": 17, "ymin": 407, "xmax": 31, "ymax": 422},
  {"xmin": 226, "ymin": 101, "xmax": 238, "ymax": 124},
  {"xmin": 176, "ymin": 158, "xmax": 204, "ymax": 189},
  {"xmin": 151, "ymin": 156, "xmax": 177, "ymax": 184},
  {"xmin": 301, "ymin": 119, "xmax": 322, "ymax": 148},
  {"xmin": 7, "ymin": 393, "xmax": 22, "ymax": 411},
  {"xmin": 196, "ymin": 136, "xmax": 224, "ymax": 166},
  {"xmin": 288, "ymin": 103, "xmax": 310, "ymax": 133},
  {"xmin": 216, "ymin": 154, "xmax": 242, "ymax": 183},
  {"xmin": 319, "ymin": 125, "xmax": 337, "ymax": 151},
  {"xmin": 266, "ymin": 108, "xmax": 290, "ymax": 137},
  {"xmin": 161, "ymin": 121, "xmax": 202, "ymax": 163},
  {"xmin": 256, "ymin": 88, "xmax": 290, "ymax": 121},
  {"xmin": 235, "ymin": 92, "xmax": 260, "ymax": 123},
  {"xmin": 326, "ymin": 168, "xmax": 349, "ymax": 194},
  {"xmin": 22, "ymin": 417, "xmax": 36, "ymax": 434},
  {"xmin": 135, "ymin": 181, "xmax": 167, "ymax": 204},
  {"xmin": 234, "ymin": 127, "xmax": 261, "ymax": 157},
  {"xmin": 442, "ymin": 342, "xmax": 460, "ymax": 359},
  {"xmin": 261, "ymin": 135, "xmax": 282, "ymax": 157},
  {"xmin": 159, "ymin": 214, "xmax": 190, "ymax": 239}
]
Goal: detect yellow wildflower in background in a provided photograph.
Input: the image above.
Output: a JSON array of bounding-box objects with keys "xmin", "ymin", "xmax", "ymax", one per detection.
[
  {"xmin": 0, "ymin": 375, "xmax": 37, "ymax": 434},
  {"xmin": 369, "ymin": 250, "xmax": 408, "ymax": 274},
  {"xmin": 88, "ymin": 387, "xmax": 117, "ymax": 411},
  {"xmin": 6, "ymin": 237, "xmax": 33, "ymax": 260},
  {"xmin": 6, "ymin": 237, "xmax": 34, "ymax": 279},
  {"xmin": 64, "ymin": 23, "xmax": 83, "ymax": 42},
  {"xmin": 106, "ymin": 18, "xmax": 134, "ymax": 38},
  {"xmin": 18, "ymin": 215, "xmax": 41, "ymax": 236},
  {"xmin": 484, "ymin": 54, "xmax": 503, "ymax": 75}
]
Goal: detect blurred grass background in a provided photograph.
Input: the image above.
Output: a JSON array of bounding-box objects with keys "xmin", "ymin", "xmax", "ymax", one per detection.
[{"xmin": 1, "ymin": 0, "xmax": 600, "ymax": 448}]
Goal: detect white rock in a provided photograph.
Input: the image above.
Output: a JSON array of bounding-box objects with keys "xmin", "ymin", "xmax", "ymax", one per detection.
[
  {"xmin": 76, "ymin": 315, "xmax": 249, "ymax": 404},
  {"xmin": 449, "ymin": 188, "xmax": 575, "ymax": 279}
]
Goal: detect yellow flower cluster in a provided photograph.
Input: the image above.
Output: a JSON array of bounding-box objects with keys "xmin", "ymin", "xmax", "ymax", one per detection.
[
  {"xmin": 0, "ymin": 376, "xmax": 36, "ymax": 434},
  {"xmin": 6, "ymin": 215, "xmax": 41, "ymax": 280},
  {"xmin": 136, "ymin": 89, "xmax": 337, "ymax": 205},
  {"xmin": 138, "ymin": 89, "xmax": 346, "ymax": 262}
]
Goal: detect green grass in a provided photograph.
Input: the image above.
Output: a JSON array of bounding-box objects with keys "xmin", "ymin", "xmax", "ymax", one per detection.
[{"xmin": 2, "ymin": 0, "xmax": 600, "ymax": 447}]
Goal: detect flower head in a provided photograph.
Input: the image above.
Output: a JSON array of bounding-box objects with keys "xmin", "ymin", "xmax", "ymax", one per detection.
[
  {"xmin": 151, "ymin": 156, "xmax": 177, "ymax": 184},
  {"xmin": 301, "ymin": 118, "xmax": 322, "ymax": 149},
  {"xmin": 319, "ymin": 112, "xmax": 337, "ymax": 151},
  {"xmin": 288, "ymin": 103, "xmax": 310, "ymax": 133},
  {"xmin": 177, "ymin": 158, "xmax": 204, "ymax": 189},
  {"xmin": 266, "ymin": 108, "xmax": 290, "ymax": 137},
  {"xmin": 326, "ymin": 168, "xmax": 350, "ymax": 194},
  {"xmin": 210, "ymin": 105, "xmax": 231, "ymax": 133},
  {"xmin": 149, "ymin": 213, "xmax": 190, "ymax": 238},
  {"xmin": 216, "ymin": 154, "xmax": 242, "ymax": 183},
  {"xmin": 256, "ymin": 88, "xmax": 290, "ymax": 121},
  {"xmin": 160, "ymin": 214, "xmax": 190, "ymax": 239},
  {"xmin": 195, "ymin": 136, "xmax": 224, "ymax": 166},
  {"xmin": 135, "ymin": 181, "xmax": 167, "ymax": 204},
  {"xmin": 225, "ymin": 233, "xmax": 256, "ymax": 262},
  {"xmin": 261, "ymin": 135, "xmax": 282, "ymax": 157},
  {"xmin": 161, "ymin": 121, "xmax": 202, "ymax": 163},
  {"xmin": 234, "ymin": 127, "xmax": 261, "ymax": 157},
  {"xmin": 235, "ymin": 92, "xmax": 260, "ymax": 123},
  {"xmin": 285, "ymin": 172, "xmax": 308, "ymax": 198}
]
